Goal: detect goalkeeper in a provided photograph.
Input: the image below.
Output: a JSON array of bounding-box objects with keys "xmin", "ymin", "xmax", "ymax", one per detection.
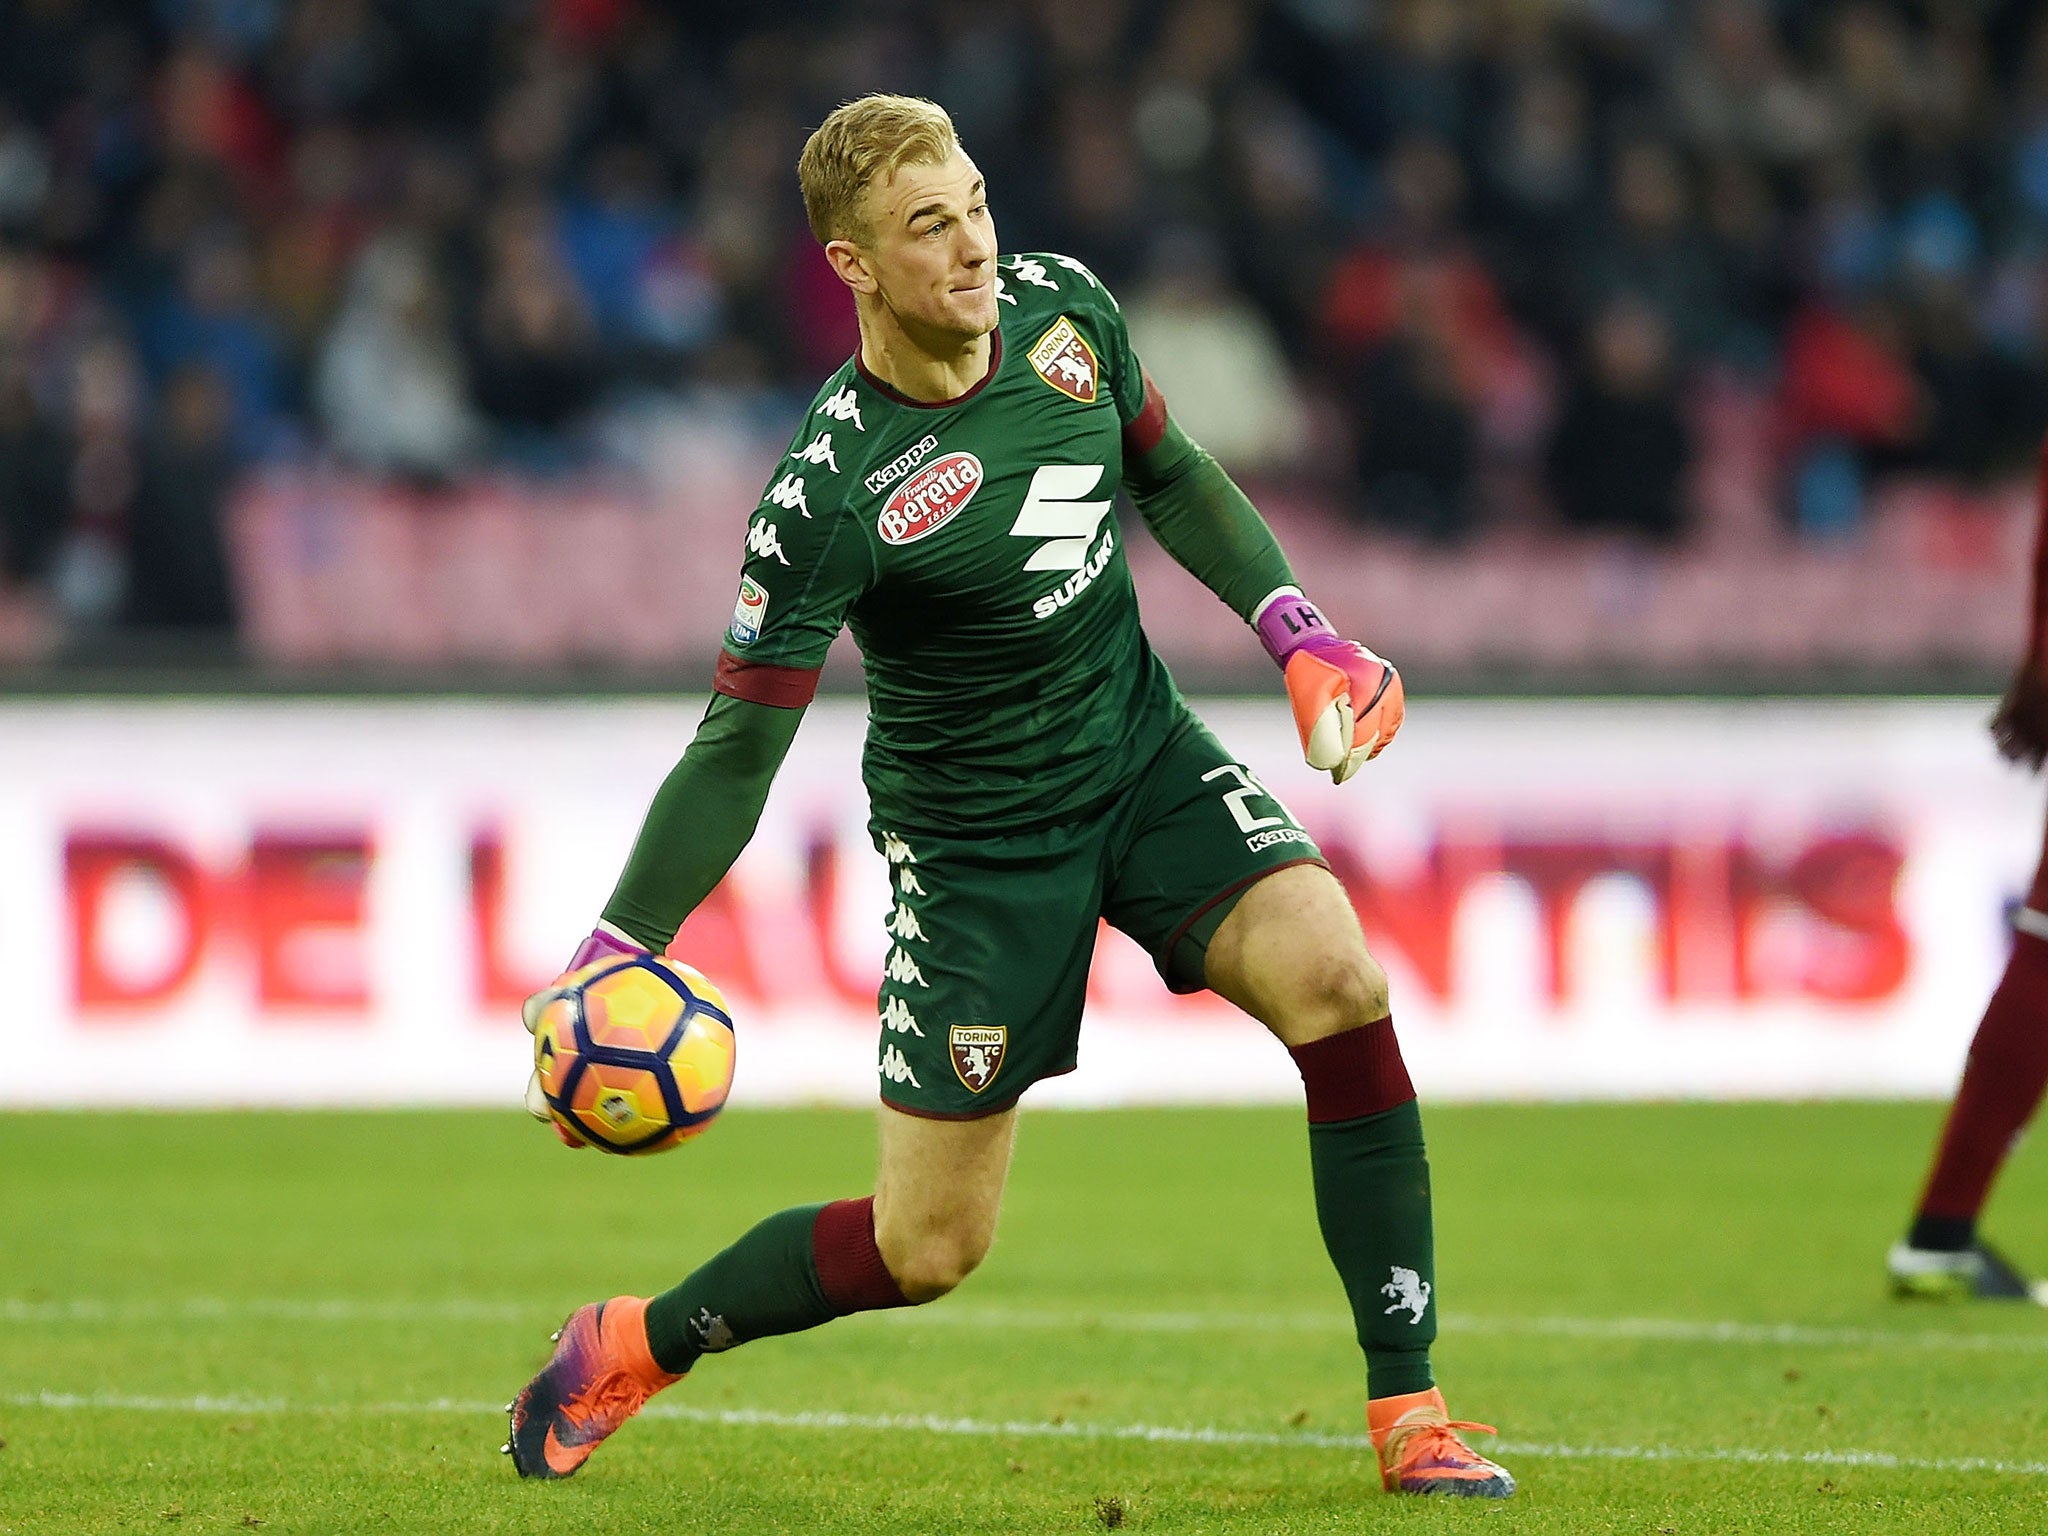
[{"xmin": 504, "ymin": 93, "xmax": 1513, "ymax": 1500}]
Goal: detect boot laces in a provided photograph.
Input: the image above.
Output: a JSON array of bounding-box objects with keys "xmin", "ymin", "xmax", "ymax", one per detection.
[
  {"xmin": 561, "ymin": 1367, "xmax": 647, "ymax": 1435},
  {"xmin": 1392, "ymin": 1417, "xmax": 1499, "ymax": 1470}
]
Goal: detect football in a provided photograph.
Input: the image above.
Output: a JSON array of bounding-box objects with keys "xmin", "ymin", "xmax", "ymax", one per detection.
[{"xmin": 530, "ymin": 955, "xmax": 736, "ymax": 1154}]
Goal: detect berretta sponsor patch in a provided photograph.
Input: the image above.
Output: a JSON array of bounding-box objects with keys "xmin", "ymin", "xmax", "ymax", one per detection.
[{"xmin": 878, "ymin": 452, "xmax": 983, "ymax": 545}]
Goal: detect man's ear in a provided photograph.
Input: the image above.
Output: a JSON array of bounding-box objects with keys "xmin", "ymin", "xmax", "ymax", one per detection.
[{"xmin": 823, "ymin": 238, "xmax": 877, "ymax": 296}]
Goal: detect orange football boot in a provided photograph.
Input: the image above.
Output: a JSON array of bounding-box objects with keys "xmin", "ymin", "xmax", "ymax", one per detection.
[
  {"xmin": 1368, "ymin": 1386, "xmax": 1516, "ymax": 1498},
  {"xmin": 504, "ymin": 1296, "xmax": 681, "ymax": 1479}
]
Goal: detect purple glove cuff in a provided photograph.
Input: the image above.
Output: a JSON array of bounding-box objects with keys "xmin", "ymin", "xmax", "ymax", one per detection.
[
  {"xmin": 567, "ymin": 925, "xmax": 647, "ymax": 970},
  {"xmin": 1254, "ymin": 588, "xmax": 1337, "ymax": 667}
]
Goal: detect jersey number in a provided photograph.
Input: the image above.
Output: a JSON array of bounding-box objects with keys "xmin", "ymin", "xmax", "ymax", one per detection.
[
  {"xmin": 1009, "ymin": 465, "xmax": 1111, "ymax": 571},
  {"xmin": 1201, "ymin": 764, "xmax": 1285, "ymax": 834}
]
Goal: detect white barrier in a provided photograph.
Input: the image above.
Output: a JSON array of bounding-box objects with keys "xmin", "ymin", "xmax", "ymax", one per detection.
[{"xmin": 0, "ymin": 697, "xmax": 2037, "ymax": 1107}]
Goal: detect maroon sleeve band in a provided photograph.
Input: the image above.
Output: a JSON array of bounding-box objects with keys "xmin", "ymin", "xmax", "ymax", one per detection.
[
  {"xmin": 1288, "ymin": 1017, "xmax": 1415, "ymax": 1123},
  {"xmin": 1121, "ymin": 370, "xmax": 1169, "ymax": 459},
  {"xmin": 812, "ymin": 1196, "xmax": 912, "ymax": 1315},
  {"xmin": 713, "ymin": 649, "xmax": 822, "ymax": 708}
]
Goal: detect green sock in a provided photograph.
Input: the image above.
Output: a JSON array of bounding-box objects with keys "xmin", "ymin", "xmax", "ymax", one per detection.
[
  {"xmin": 1308, "ymin": 1098, "xmax": 1437, "ymax": 1399},
  {"xmin": 642, "ymin": 1204, "xmax": 834, "ymax": 1375}
]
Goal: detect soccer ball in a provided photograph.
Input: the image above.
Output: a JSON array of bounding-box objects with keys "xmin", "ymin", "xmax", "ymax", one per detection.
[{"xmin": 530, "ymin": 955, "xmax": 736, "ymax": 1154}]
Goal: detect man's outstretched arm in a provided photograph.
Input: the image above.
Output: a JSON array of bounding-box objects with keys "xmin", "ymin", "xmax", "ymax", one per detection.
[
  {"xmin": 602, "ymin": 690, "xmax": 808, "ymax": 950},
  {"xmin": 1122, "ymin": 412, "xmax": 1298, "ymax": 621},
  {"xmin": 520, "ymin": 689, "xmax": 806, "ymax": 1144},
  {"xmin": 1124, "ymin": 408, "xmax": 1404, "ymax": 782}
]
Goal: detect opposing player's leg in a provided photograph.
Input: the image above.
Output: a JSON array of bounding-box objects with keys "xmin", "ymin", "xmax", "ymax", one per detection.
[
  {"xmin": 1203, "ymin": 863, "xmax": 1513, "ymax": 1497},
  {"xmin": 1890, "ymin": 826, "xmax": 2048, "ymax": 1304},
  {"xmin": 506, "ymin": 1104, "xmax": 1015, "ymax": 1478}
]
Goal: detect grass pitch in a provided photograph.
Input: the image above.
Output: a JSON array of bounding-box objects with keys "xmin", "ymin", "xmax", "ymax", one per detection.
[{"xmin": 4, "ymin": 1101, "xmax": 2047, "ymax": 1534}]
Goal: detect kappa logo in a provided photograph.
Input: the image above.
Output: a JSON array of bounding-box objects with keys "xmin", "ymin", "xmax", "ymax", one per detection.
[
  {"xmin": 879, "ymin": 452, "xmax": 983, "ymax": 545},
  {"xmin": 792, "ymin": 432, "xmax": 839, "ymax": 472},
  {"xmin": 765, "ymin": 473, "xmax": 810, "ymax": 518},
  {"xmin": 728, "ymin": 577, "xmax": 769, "ymax": 646},
  {"xmin": 818, "ymin": 384, "xmax": 865, "ymax": 431},
  {"xmin": 1049, "ymin": 253, "xmax": 1099, "ymax": 290},
  {"xmin": 881, "ymin": 832, "xmax": 918, "ymax": 865},
  {"xmin": 880, "ymin": 1042, "xmax": 921, "ymax": 1087},
  {"xmin": 897, "ymin": 867, "xmax": 925, "ymax": 896},
  {"xmin": 1246, "ymin": 827, "xmax": 1315, "ymax": 854},
  {"xmin": 887, "ymin": 902, "xmax": 927, "ymax": 942},
  {"xmin": 885, "ymin": 947, "xmax": 928, "ymax": 987},
  {"xmin": 745, "ymin": 516, "xmax": 789, "ymax": 566},
  {"xmin": 1028, "ymin": 317, "xmax": 1099, "ymax": 404},
  {"xmin": 1007, "ymin": 256, "xmax": 1058, "ymax": 291},
  {"xmin": 949, "ymin": 1025, "xmax": 1006, "ymax": 1093},
  {"xmin": 1380, "ymin": 1266, "xmax": 1432, "ymax": 1325},
  {"xmin": 864, "ymin": 433, "xmax": 940, "ymax": 495},
  {"xmin": 880, "ymin": 996, "xmax": 925, "ymax": 1037}
]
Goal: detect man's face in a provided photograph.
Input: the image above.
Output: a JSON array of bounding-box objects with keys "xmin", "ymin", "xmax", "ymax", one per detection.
[{"xmin": 851, "ymin": 147, "xmax": 999, "ymax": 341}]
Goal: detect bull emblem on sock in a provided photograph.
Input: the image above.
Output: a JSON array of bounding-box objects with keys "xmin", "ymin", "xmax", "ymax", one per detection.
[{"xmin": 1380, "ymin": 1266, "xmax": 1432, "ymax": 1325}]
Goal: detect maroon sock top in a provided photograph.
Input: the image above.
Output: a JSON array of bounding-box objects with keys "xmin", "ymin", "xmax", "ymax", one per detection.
[
  {"xmin": 812, "ymin": 1196, "xmax": 912, "ymax": 1315},
  {"xmin": 1289, "ymin": 1017, "xmax": 1414, "ymax": 1123}
]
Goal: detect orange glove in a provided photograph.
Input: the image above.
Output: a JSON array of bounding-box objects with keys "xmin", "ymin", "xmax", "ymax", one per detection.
[{"xmin": 1256, "ymin": 588, "xmax": 1405, "ymax": 784}]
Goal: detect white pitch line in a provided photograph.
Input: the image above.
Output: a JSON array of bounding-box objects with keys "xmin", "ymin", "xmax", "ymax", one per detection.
[
  {"xmin": 8, "ymin": 1389, "xmax": 2047, "ymax": 1481},
  {"xmin": 897, "ymin": 1307, "xmax": 2048, "ymax": 1355},
  {"xmin": 7, "ymin": 1297, "xmax": 2045, "ymax": 1356}
]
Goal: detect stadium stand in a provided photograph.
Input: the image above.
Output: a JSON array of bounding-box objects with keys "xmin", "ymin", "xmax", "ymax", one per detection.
[{"xmin": 0, "ymin": 0, "xmax": 2040, "ymax": 681}]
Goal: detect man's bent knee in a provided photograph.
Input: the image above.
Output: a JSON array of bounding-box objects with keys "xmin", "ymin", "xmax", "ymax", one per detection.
[
  {"xmin": 1289, "ymin": 951, "xmax": 1391, "ymax": 1044},
  {"xmin": 877, "ymin": 1224, "xmax": 993, "ymax": 1303}
]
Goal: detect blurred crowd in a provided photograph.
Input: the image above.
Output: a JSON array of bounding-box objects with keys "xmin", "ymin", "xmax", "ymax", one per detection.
[{"xmin": 3, "ymin": 0, "xmax": 2048, "ymax": 641}]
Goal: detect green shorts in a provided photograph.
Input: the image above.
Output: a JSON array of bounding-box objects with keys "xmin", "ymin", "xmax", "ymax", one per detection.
[{"xmin": 869, "ymin": 710, "xmax": 1325, "ymax": 1118}]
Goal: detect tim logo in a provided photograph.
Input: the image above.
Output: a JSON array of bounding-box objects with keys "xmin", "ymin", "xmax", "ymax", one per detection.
[
  {"xmin": 949, "ymin": 1024, "xmax": 1006, "ymax": 1093},
  {"xmin": 1029, "ymin": 317, "xmax": 1098, "ymax": 403},
  {"xmin": 879, "ymin": 452, "xmax": 983, "ymax": 545}
]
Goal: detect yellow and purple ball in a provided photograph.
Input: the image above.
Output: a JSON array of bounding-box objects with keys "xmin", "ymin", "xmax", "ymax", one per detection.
[{"xmin": 531, "ymin": 956, "xmax": 736, "ymax": 1154}]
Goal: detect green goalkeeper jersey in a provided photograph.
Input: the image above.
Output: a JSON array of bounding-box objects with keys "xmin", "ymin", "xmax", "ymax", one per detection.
[{"xmin": 713, "ymin": 252, "xmax": 1186, "ymax": 836}]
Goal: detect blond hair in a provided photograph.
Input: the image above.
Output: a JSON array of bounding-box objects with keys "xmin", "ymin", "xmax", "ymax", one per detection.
[{"xmin": 798, "ymin": 94, "xmax": 961, "ymax": 245}]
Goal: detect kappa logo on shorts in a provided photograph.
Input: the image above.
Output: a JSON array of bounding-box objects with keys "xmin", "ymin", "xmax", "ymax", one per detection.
[
  {"xmin": 1028, "ymin": 316, "xmax": 1099, "ymax": 403},
  {"xmin": 949, "ymin": 1025, "xmax": 1006, "ymax": 1093}
]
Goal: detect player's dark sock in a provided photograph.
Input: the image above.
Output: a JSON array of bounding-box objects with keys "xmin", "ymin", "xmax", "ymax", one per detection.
[
  {"xmin": 1291, "ymin": 1020, "xmax": 1436, "ymax": 1400},
  {"xmin": 642, "ymin": 1196, "xmax": 911, "ymax": 1374},
  {"xmin": 1914, "ymin": 929, "xmax": 2048, "ymax": 1236},
  {"xmin": 1906, "ymin": 1214, "xmax": 1974, "ymax": 1253}
]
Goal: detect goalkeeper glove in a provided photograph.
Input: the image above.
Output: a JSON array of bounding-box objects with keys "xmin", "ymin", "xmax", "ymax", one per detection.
[
  {"xmin": 522, "ymin": 923, "xmax": 648, "ymax": 1147},
  {"xmin": 1255, "ymin": 586, "xmax": 1404, "ymax": 784}
]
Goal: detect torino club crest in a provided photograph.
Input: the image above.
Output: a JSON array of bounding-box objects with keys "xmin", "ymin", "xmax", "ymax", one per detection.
[
  {"xmin": 1028, "ymin": 317, "xmax": 1098, "ymax": 403},
  {"xmin": 949, "ymin": 1025, "xmax": 1006, "ymax": 1093}
]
